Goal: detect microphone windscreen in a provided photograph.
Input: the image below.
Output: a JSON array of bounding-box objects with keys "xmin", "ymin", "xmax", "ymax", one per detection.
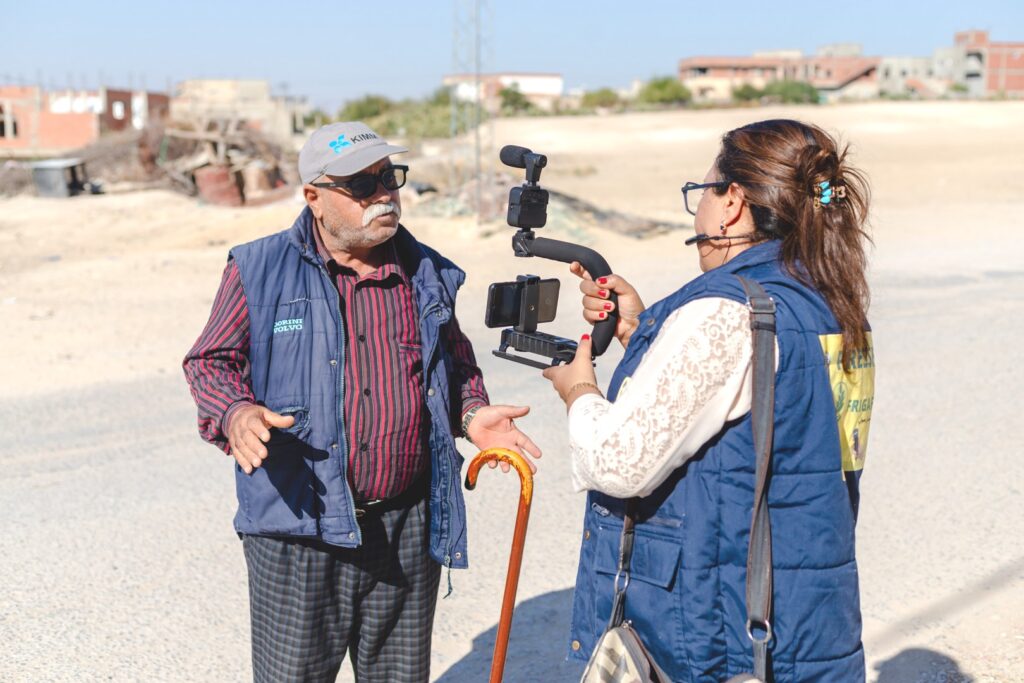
[{"xmin": 500, "ymin": 145, "xmax": 531, "ymax": 168}]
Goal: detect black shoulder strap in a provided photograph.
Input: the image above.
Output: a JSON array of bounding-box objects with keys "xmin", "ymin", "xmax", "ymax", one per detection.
[
  {"xmin": 737, "ymin": 275, "xmax": 777, "ymax": 682},
  {"xmin": 606, "ymin": 281, "xmax": 776, "ymax": 680}
]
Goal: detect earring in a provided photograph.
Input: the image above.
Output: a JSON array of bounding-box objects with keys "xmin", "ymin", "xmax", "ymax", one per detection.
[{"xmin": 719, "ymin": 222, "xmax": 726, "ymax": 233}]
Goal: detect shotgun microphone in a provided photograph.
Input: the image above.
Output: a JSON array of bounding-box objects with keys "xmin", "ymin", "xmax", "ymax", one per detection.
[
  {"xmin": 500, "ymin": 145, "xmax": 547, "ymax": 170},
  {"xmin": 499, "ymin": 145, "xmax": 529, "ymax": 168}
]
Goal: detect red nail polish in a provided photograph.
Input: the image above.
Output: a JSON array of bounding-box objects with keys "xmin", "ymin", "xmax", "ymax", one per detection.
[
  {"xmin": 604, "ymin": 302, "xmax": 612, "ymax": 311},
  {"xmin": 597, "ymin": 277, "xmax": 608, "ymax": 285},
  {"xmin": 599, "ymin": 311, "xmax": 607, "ymax": 319},
  {"xmin": 599, "ymin": 290, "xmax": 608, "ymax": 298},
  {"xmin": 581, "ymin": 334, "xmax": 590, "ymax": 341}
]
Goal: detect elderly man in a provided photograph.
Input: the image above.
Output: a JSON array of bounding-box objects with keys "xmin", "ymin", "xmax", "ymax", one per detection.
[{"xmin": 183, "ymin": 122, "xmax": 540, "ymax": 682}]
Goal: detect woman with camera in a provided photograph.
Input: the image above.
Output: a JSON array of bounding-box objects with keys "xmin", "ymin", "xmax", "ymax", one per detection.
[{"xmin": 542, "ymin": 119, "xmax": 874, "ymax": 681}]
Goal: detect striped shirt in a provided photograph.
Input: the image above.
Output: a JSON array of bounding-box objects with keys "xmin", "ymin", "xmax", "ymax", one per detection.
[{"xmin": 183, "ymin": 227, "xmax": 488, "ymax": 501}]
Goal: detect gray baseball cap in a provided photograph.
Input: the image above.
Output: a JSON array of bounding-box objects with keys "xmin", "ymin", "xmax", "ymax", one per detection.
[{"xmin": 298, "ymin": 121, "xmax": 408, "ymax": 184}]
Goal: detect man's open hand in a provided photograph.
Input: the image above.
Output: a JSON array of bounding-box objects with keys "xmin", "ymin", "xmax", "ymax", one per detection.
[
  {"xmin": 466, "ymin": 405, "xmax": 542, "ymax": 474},
  {"xmin": 227, "ymin": 404, "xmax": 295, "ymax": 474}
]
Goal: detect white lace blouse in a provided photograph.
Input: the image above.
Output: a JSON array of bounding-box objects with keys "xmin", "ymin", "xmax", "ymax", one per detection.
[{"xmin": 568, "ymin": 297, "xmax": 776, "ymax": 499}]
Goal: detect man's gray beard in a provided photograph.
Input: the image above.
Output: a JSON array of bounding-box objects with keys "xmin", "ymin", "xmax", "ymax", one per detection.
[{"xmin": 320, "ymin": 202, "xmax": 400, "ymax": 251}]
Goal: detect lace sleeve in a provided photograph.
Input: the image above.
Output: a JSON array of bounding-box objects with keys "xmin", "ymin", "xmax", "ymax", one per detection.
[{"xmin": 567, "ymin": 297, "xmax": 758, "ymax": 498}]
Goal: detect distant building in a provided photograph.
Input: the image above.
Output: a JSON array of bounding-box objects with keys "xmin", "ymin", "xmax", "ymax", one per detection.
[
  {"xmin": 677, "ymin": 31, "xmax": 1023, "ymax": 103},
  {"xmin": 880, "ymin": 31, "xmax": 1024, "ymax": 99},
  {"xmin": 952, "ymin": 30, "xmax": 1024, "ymax": 97},
  {"xmin": 443, "ymin": 72, "xmax": 564, "ymax": 113},
  {"xmin": 170, "ymin": 79, "xmax": 309, "ymax": 144},
  {"xmin": 0, "ymin": 85, "xmax": 168, "ymax": 157},
  {"xmin": 877, "ymin": 56, "xmax": 944, "ymax": 97},
  {"xmin": 49, "ymin": 87, "xmax": 170, "ymax": 133},
  {"xmin": 678, "ymin": 45, "xmax": 880, "ymax": 103}
]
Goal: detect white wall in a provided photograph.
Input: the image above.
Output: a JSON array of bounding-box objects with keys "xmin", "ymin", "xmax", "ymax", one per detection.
[{"xmin": 48, "ymin": 90, "xmax": 103, "ymax": 114}]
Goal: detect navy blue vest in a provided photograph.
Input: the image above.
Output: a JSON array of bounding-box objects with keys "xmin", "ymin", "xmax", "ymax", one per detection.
[
  {"xmin": 568, "ymin": 242, "xmax": 872, "ymax": 682},
  {"xmin": 228, "ymin": 208, "xmax": 471, "ymax": 569}
]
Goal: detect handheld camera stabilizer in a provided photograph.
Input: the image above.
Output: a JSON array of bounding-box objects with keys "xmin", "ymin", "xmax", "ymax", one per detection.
[{"xmin": 487, "ymin": 145, "xmax": 620, "ymax": 369}]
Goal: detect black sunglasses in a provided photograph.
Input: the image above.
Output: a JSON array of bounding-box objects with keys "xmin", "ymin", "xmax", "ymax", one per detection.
[
  {"xmin": 312, "ymin": 164, "xmax": 408, "ymax": 199},
  {"xmin": 680, "ymin": 181, "xmax": 729, "ymax": 216}
]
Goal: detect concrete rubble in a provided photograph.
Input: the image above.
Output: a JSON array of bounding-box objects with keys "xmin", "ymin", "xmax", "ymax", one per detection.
[{"xmin": 1, "ymin": 119, "xmax": 296, "ymax": 206}]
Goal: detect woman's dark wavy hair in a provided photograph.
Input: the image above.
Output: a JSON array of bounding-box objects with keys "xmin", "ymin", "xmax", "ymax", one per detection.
[{"xmin": 713, "ymin": 119, "xmax": 872, "ymax": 369}]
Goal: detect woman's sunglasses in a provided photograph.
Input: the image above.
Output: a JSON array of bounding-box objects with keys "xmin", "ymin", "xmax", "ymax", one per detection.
[{"xmin": 312, "ymin": 165, "xmax": 408, "ymax": 199}]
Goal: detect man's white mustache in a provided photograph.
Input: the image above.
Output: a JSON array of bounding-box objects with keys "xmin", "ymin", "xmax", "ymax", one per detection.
[{"xmin": 363, "ymin": 202, "xmax": 401, "ymax": 227}]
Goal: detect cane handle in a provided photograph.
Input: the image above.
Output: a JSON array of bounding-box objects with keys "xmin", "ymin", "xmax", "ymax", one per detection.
[{"xmin": 465, "ymin": 448, "xmax": 534, "ymax": 505}]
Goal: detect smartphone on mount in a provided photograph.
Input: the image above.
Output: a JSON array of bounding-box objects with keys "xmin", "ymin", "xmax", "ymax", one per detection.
[{"xmin": 484, "ymin": 278, "xmax": 560, "ymax": 329}]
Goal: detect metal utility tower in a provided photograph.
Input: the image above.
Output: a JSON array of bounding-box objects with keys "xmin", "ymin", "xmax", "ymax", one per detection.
[{"xmin": 450, "ymin": 0, "xmax": 493, "ymax": 224}]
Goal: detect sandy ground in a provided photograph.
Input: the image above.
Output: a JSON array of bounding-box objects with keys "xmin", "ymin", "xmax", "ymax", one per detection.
[{"xmin": 2, "ymin": 101, "xmax": 1023, "ymax": 682}]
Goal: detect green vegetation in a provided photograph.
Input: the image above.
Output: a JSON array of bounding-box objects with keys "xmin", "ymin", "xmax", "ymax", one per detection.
[
  {"xmin": 337, "ymin": 94, "xmax": 394, "ymax": 121},
  {"xmin": 879, "ymin": 90, "xmax": 914, "ymax": 101},
  {"xmin": 761, "ymin": 80, "xmax": 820, "ymax": 104},
  {"xmin": 637, "ymin": 76, "xmax": 692, "ymax": 105},
  {"xmin": 303, "ymin": 109, "xmax": 330, "ymax": 128},
  {"xmin": 322, "ymin": 75, "xmax": 830, "ymax": 143},
  {"xmin": 580, "ymin": 87, "xmax": 620, "ymax": 109},
  {"xmin": 498, "ymin": 84, "xmax": 533, "ymax": 114},
  {"xmin": 731, "ymin": 84, "xmax": 762, "ymax": 103},
  {"xmin": 332, "ymin": 89, "xmax": 475, "ymax": 141},
  {"xmin": 730, "ymin": 79, "xmax": 820, "ymax": 105}
]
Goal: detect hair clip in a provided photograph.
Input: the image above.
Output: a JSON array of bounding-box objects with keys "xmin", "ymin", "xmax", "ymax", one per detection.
[{"xmin": 813, "ymin": 180, "xmax": 846, "ymax": 209}]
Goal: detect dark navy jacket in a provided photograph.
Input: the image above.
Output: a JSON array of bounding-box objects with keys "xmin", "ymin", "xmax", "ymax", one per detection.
[
  {"xmin": 568, "ymin": 242, "xmax": 872, "ymax": 682},
  {"xmin": 228, "ymin": 207, "xmax": 471, "ymax": 569}
]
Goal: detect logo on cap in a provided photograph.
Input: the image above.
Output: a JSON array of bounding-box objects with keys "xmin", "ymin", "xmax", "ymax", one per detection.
[{"xmin": 329, "ymin": 135, "xmax": 353, "ymax": 154}]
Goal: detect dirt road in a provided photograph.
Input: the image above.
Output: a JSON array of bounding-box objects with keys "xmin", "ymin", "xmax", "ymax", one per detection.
[{"xmin": 2, "ymin": 101, "xmax": 1022, "ymax": 681}]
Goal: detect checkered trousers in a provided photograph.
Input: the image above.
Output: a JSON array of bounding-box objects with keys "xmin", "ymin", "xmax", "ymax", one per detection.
[{"xmin": 242, "ymin": 495, "xmax": 442, "ymax": 683}]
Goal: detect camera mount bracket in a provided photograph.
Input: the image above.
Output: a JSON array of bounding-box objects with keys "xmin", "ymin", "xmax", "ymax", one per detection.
[
  {"xmin": 490, "ymin": 145, "xmax": 620, "ymax": 368},
  {"xmin": 492, "ymin": 328, "xmax": 579, "ymax": 370}
]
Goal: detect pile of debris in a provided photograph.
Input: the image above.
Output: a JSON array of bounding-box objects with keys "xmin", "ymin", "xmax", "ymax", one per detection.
[
  {"xmin": 1, "ymin": 129, "xmax": 163, "ymax": 198},
  {"xmin": 0, "ymin": 160, "xmax": 34, "ymax": 197},
  {"xmin": 1, "ymin": 119, "xmax": 296, "ymax": 205},
  {"xmin": 157, "ymin": 118, "xmax": 297, "ymax": 206},
  {"xmin": 545, "ymin": 188, "xmax": 687, "ymax": 239},
  {"xmin": 415, "ymin": 171, "xmax": 687, "ymax": 240},
  {"xmin": 411, "ymin": 171, "xmax": 509, "ymax": 223}
]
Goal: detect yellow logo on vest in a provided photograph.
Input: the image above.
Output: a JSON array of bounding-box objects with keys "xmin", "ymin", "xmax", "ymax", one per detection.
[
  {"xmin": 273, "ymin": 318, "xmax": 304, "ymax": 334},
  {"xmin": 820, "ymin": 333, "xmax": 874, "ymax": 472}
]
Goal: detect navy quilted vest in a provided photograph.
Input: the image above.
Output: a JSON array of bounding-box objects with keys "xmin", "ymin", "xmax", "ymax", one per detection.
[
  {"xmin": 568, "ymin": 241, "xmax": 873, "ymax": 682},
  {"xmin": 228, "ymin": 207, "xmax": 471, "ymax": 568}
]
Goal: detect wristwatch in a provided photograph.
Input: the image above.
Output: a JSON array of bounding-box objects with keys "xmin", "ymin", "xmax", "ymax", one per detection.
[{"xmin": 461, "ymin": 405, "xmax": 483, "ymax": 444}]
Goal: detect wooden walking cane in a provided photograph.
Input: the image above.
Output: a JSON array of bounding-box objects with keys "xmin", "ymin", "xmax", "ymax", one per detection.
[{"xmin": 465, "ymin": 447, "xmax": 535, "ymax": 683}]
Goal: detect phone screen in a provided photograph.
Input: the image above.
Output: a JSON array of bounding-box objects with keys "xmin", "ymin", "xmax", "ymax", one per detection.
[{"xmin": 485, "ymin": 278, "xmax": 560, "ymax": 328}]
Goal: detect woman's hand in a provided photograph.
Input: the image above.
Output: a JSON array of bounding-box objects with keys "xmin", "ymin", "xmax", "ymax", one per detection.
[
  {"xmin": 569, "ymin": 262, "xmax": 645, "ymax": 349},
  {"xmin": 542, "ymin": 334, "xmax": 602, "ymax": 410}
]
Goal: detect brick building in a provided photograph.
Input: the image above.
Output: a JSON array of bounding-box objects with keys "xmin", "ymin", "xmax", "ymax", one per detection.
[
  {"xmin": 0, "ymin": 86, "xmax": 97, "ymax": 154},
  {"xmin": 879, "ymin": 31, "xmax": 1024, "ymax": 98},
  {"xmin": 677, "ymin": 31, "xmax": 1023, "ymax": 103},
  {"xmin": 0, "ymin": 85, "xmax": 168, "ymax": 157},
  {"xmin": 955, "ymin": 30, "xmax": 1024, "ymax": 97},
  {"xmin": 678, "ymin": 47, "xmax": 880, "ymax": 103}
]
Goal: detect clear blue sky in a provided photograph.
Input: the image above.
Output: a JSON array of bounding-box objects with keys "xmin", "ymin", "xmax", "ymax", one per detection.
[{"xmin": 2, "ymin": 0, "xmax": 1021, "ymax": 111}]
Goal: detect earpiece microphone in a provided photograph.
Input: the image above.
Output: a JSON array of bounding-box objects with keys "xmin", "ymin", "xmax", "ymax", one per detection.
[{"xmin": 684, "ymin": 233, "xmax": 757, "ymax": 246}]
